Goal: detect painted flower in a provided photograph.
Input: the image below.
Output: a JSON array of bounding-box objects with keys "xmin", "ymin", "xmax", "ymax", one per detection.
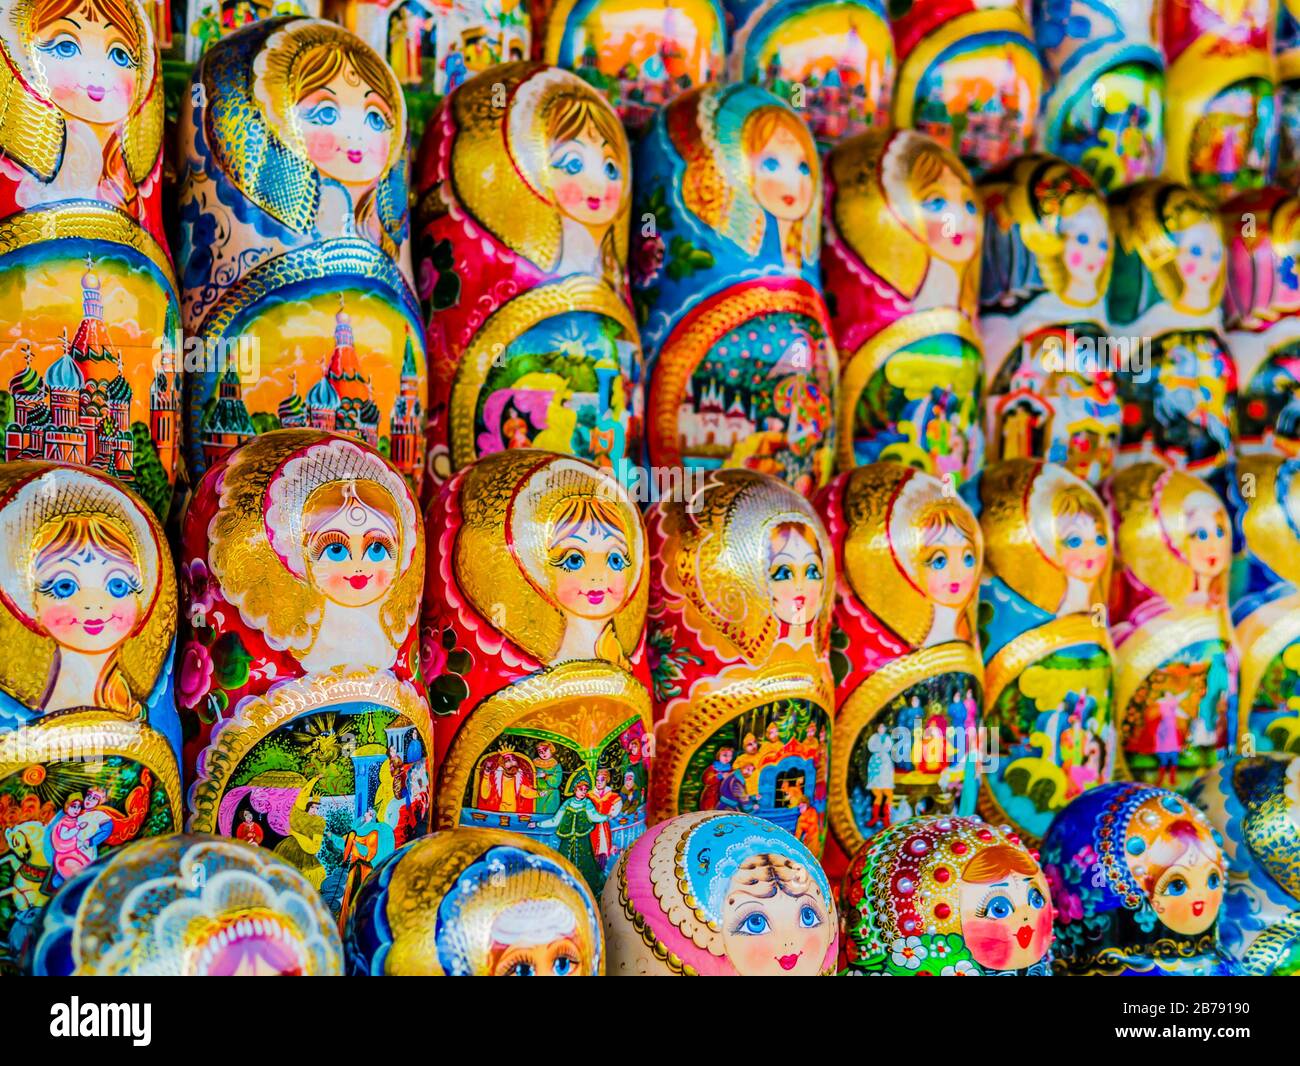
[
  {"xmin": 941, "ymin": 959, "xmax": 980, "ymax": 976},
  {"xmin": 177, "ymin": 640, "xmax": 214, "ymax": 710},
  {"xmin": 634, "ymin": 232, "xmax": 665, "ymax": 285},
  {"xmin": 930, "ymin": 939, "xmax": 951, "ymax": 959},
  {"xmin": 183, "ymin": 558, "xmax": 215, "ymax": 627},
  {"xmin": 890, "ymin": 936, "xmax": 926, "ymax": 970}
]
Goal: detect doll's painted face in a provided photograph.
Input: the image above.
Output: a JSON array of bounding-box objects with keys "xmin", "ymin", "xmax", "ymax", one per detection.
[
  {"xmin": 917, "ymin": 521, "xmax": 979, "ymax": 609},
  {"xmin": 546, "ymin": 499, "xmax": 632, "ymax": 622},
  {"xmin": 917, "ymin": 165, "xmax": 978, "ymax": 264},
  {"xmin": 1183, "ymin": 498, "xmax": 1229, "ymax": 580},
  {"xmin": 296, "ymin": 56, "xmax": 394, "ymax": 189},
  {"xmin": 32, "ymin": 517, "xmax": 143, "ymax": 655},
  {"xmin": 1061, "ymin": 202, "xmax": 1110, "ymax": 292},
  {"xmin": 1173, "ymin": 220, "xmax": 1224, "ymax": 308},
  {"xmin": 766, "ymin": 523, "xmax": 824, "ymax": 627},
  {"xmin": 1131, "ymin": 812, "xmax": 1225, "ymax": 936},
  {"xmin": 749, "ymin": 119, "xmax": 815, "ymax": 223},
  {"xmin": 1056, "ymin": 510, "xmax": 1109, "ymax": 582},
  {"xmin": 548, "ymin": 118, "xmax": 624, "ymax": 228},
  {"xmin": 484, "ymin": 900, "xmax": 586, "ymax": 976},
  {"xmin": 34, "ymin": 6, "xmax": 139, "ymax": 127},
  {"xmin": 720, "ymin": 855, "xmax": 832, "ymax": 976},
  {"xmin": 303, "ymin": 482, "xmax": 401, "ymax": 609},
  {"xmin": 958, "ymin": 852, "xmax": 1053, "ymax": 971}
]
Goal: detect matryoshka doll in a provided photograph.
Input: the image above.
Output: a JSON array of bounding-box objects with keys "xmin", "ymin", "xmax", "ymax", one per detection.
[
  {"xmin": 413, "ymin": 63, "xmax": 643, "ymax": 490},
  {"xmin": 724, "ymin": 0, "xmax": 895, "ymax": 150},
  {"xmin": 344, "ymin": 828, "xmax": 604, "ymax": 975},
  {"xmin": 960, "ymin": 460, "xmax": 1116, "ymax": 845},
  {"xmin": 420, "ymin": 450, "xmax": 652, "ymax": 897},
  {"xmin": 178, "ymin": 0, "xmax": 321, "ymax": 62},
  {"xmin": 0, "ymin": 462, "xmax": 181, "ymax": 973},
  {"xmin": 1278, "ymin": 0, "xmax": 1300, "ymax": 186},
  {"xmin": 820, "ymin": 129, "xmax": 983, "ymax": 483},
  {"xmin": 631, "ymin": 84, "xmax": 837, "ymax": 498},
  {"xmin": 1163, "ymin": 0, "xmax": 1278, "ymax": 203},
  {"xmin": 1105, "ymin": 463, "xmax": 1239, "ymax": 789},
  {"xmin": 887, "ymin": 0, "xmax": 1044, "ymax": 178},
  {"xmin": 1227, "ymin": 455, "xmax": 1300, "ymax": 753},
  {"xmin": 602, "ymin": 810, "xmax": 838, "ymax": 974},
  {"xmin": 178, "ymin": 429, "xmax": 431, "ymax": 925},
  {"xmin": 24, "ymin": 834, "xmax": 343, "ymax": 975},
  {"xmin": 646, "ymin": 470, "xmax": 834, "ymax": 856},
  {"xmin": 978, "ymin": 153, "xmax": 1121, "ymax": 485},
  {"xmin": 1032, "ymin": 0, "xmax": 1165, "ymax": 191},
  {"xmin": 1106, "ymin": 180, "xmax": 1238, "ymax": 491},
  {"xmin": 177, "ymin": 17, "xmax": 428, "ymax": 494},
  {"xmin": 1222, "ymin": 187, "xmax": 1300, "ymax": 456},
  {"xmin": 841, "ymin": 815, "xmax": 1054, "ymax": 975},
  {"xmin": 0, "ymin": 0, "xmax": 182, "ymax": 522},
  {"xmin": 1189, "ymin": 754, "xmax": 1300, "ymax": 974},
  {"xmin": 533, "ymin": 0, "xmax": 727, "ymax": 132},
  {"xmin": 813, "ymin": 463, "xmax": 985, "ymax": 871},
  {"xmin": 1042, "ymin": 781, "xmax": 1241, "ymax": 974}
]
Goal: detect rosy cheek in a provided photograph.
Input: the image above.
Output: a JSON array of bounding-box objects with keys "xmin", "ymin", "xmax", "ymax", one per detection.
[
  {"xmin": 735, "ymin": 939, "xmax": 770, "ymax": 973},
  {"xmin": 1181, "ymin": 260, "xmax": 1197, "ymax": 276},
  {"xmin": 38, "ymin": 606, "xmax": 80, "ymax": 638},
  {"xmin": 112, "ymin": 71, "xmax": 133, "ymax": 99},
  {"xmin": 964, "ymin": 918, "xmax": 1014, "ymax": 970},
  {"xmin": 604, "ymin": 181, "xmax": 624, "ymax": 207},
  {"xmin": 109, "ymin": 605, "xmax": 139, "ymax": 634},
  {"xmin": 555, "ymin": 180, "xmax": 585, "ymax": 210},
  {"xmin": 303, "ymin": 130, "xmax": 338, "ymax": 166},
  {"xmin": 1033, "ymin": 907, "xmax": 1053, "ymax": 947},
  {"xmin": 1068, "ymin": 251, "xmax": 1083, "ymax": 268}
]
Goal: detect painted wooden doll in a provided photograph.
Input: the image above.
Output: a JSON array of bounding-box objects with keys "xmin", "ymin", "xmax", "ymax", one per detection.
[
  {"xmin": 813, "ymin": 463, "xmax": 985, "ymax": 867},
  {"xmin": 724, "ymin": 0, "xmax": 894, "ymax": 151},
  {"xmin": 978, "ymin": 154, "xmax": 1121, "ymax": 485},
  {"xmin": 0, "ymin": 0, "xmax": 182, "ymax": 521},
  {"xmin": 0, "ymin": 461, "xmax": 181, "ymax": 973},
  {"xmin": 646, "ymin": 469, "xmax": 834, "ymax": 856},
  {"xmin": 841, "ymin": 814, "xmax": 1054, "ymax": 975},
  {"xmin": 180, "ymin": 0, "xmax": 321, "ymax": 62},
  {"xmin": 178, "ymin": 429, "xmax": 431, "ymax": 925},
  {"xmin": 343, "ymin": 827, "xmax": 604, "ymax": 975},
  {"xmin": 419, "ymin": 449, "xmax": 652, "ymax": 897},
  {"xmin": 24, "ymin": 834, "xmax": 343, "ymax": 975},
  {"xmin": 1042, "ymin": 780, "xmax": 1243, "ymax": 974},
  {"xmin": 1032, "ymin": 0, "xmax": 1165, "ymax": 191},
  {"xmin": 631, "ymin": 84, "xmax": 837, "ymax": 497},
  {"xmin": 1228, "ymin": 454, "xmax": 1300, "ymax": 754},
  {"xmin": 534, "ymin": 0, "xmax": 726, "ymax": 131},
  {"xmin": 820, "ymin": 128, "xmax": 982, "ymax": 483},
  {"xmin": 1222, "ymin": 187, "xmax": 1300, "ymax": 456},
  {"xmin": 1106, "ymin": 180, "xmax": 1238, "ymax": 492},
  {"xmin": 887, "ymin": 0, "xmax": 1044, "ymax": 178},
  {"xmin": 1163, "ymin": 0, "xmax": 1278, "ymax": 203},
  {"xmin": 413, "ymin": 63, "xmax": 643, "ymax": 489},
  {"xmin": 960, "ymin": 460, "xmax": 1116, "ymax": 846},
  {"xmin": 1279, "ymin": 0, "xmax": 1300, "ymax": 187},
  {"xmin": 601, "ymin": 809, "xmax": 838, "ymax": 975},
  {"xmin": 177, "ymin": 16, "xmax": 427, "ymax": 493},
  {"xmin": 1105, "ymin": 463, "xmax": 1239, "ymax": 790},
  {"xmin": 1189, "ymin": 754, "xmax": 1300, "ymax": 974}
]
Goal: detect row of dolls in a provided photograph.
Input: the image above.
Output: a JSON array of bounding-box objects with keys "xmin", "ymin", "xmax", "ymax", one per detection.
[
  {"xmin": 2, "ymin": 424, "xmax": 1297, "ymax": 967},
  {"xmin": 10, "ymin": 757, "xmax": 1300, "ymax": 977}
]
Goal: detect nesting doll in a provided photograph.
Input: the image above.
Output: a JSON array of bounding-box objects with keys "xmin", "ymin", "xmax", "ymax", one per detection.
[
  {"xmin": 602, "ymin": 810, "xmax": 838, "ymax": 975},
  {"xmin": 978, "ymin": 154, "xmax": 1120, "ymax": 484},
  {"xmin": 1222, "ymin": 187, "xmax": 1300, "ymax": 456},
  {"xmin": 177, "ymin": 17, "xmax": 427, "ymax": 493},
  {"xmin": 178, "ymin": 429, "xmax": 431, "ymax": 925},
  {"xmin": 534, "ymin": 0, "xmax": 726, "ymax": 131},
  {"xmin": 631, "ymin": 84, "xmax": 837, "ymax": 498},
  {"xmin": 343, "ymin": 828, "xmax": 604, "ymax": 975},
  {"xmin": 1228, "ymin": 455, "xmax": 1300, "ymax": 754},
  {"xmin": 0, "ymin": 462, "xmax": 181, "ymax": 972},
  {"xmin": 1279, "ymin": 0, "xmax": 1300, "ymax": 186},
  {"xmin": 1189, "ymin": 754, "xmax": 1300, "ymax": 974},
  {"xmin": 1105, "ymin": 463, "xmax": 1239, "ymax": 789},
  {"xmin": 1107, "ymin": 180, "xmax": 1238, "ymax": 490},
  {"xmin": 24, "ymin": 834, "xmax": 343, "ymax": 975},
  {"xmin": 1163, "ymin": 0, "xmax": 1278, "ymax": 203},
  {"xmin": 1042, "ymin": 781, "xmax": 1241, "ymax": 974},
  {"xmin": 646, "ymin": 470, "xmax": 834, "ymax": 855},
  {"xmin": 0, "ymin": 0, "xmax": 181, "ymax": 521},
  {"xmin": 180, "ymin": 0, "xmax": 321, "ymax": 61},
  {"xmin": 1032, "ymin": 0, "xmax": 1165, "ymax": 191},
  {"xmin": 813, "ymin": 463, "xmax": 985, "ymax": 865},
  {"xmin": 724, "ymin": 0, "xmax": 894, "ymax": 150},
  {"xmin": 414, "ymin": 63, "xmax": 643, "ymax": 489},
  {"xmin": 820, "ymin": 129, "xmax": 981, "ymax": 483},
  {"xmin": 840, "ymin": 814, "xmax": 1054, "ymax": 975},
  {"xmin": 420, "ymin": 450, "xmax": 651, "ymax": 897},
  {"xmin": 960, "ymin": 461, "xmax": 1116, "ymax": 846},
  {"xmin": 887, "ymin": 0, "xmax": 1043, "ymax": 178}
]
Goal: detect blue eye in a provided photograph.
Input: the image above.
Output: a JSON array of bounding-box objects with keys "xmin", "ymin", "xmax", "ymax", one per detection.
[
  {"xmin": 106, "ymin": 577, "xmax": 133, "ymax": 599},
  {"xmin": 551, "ymin": 152, "xmax": 583, "ymax": 176},
  {"xmin": 306, "ymin": 103, "xmax": 339, "ymax": 126},
  {"xmin": 45, "ymin": 577, "xmax": 79, "ymax": 600},
  {"xmin": 364, "ymin": 542, "xmax": 391, "ymax": 562},
  {"xmin": 799, "ymin": 905, "xmax": 821, "ymax": 929},
  {"xmin": 552, "ymin": 956, "xmax": 574, "ymax": 976},
  {"xmin": 761, "ymin": 156, "xmax": 781, "ymax": 173},
  {"xmin": 1190, "ymin": 244, "xmax": 1202, "ymax": 257},
  {"xmin": 797, "ymin": 161, "xmax": 811, "ymax": 176},
  {"xmin": 1208, "ymin": 871, "xmax": 1221, "ymax": 890},
  {"xmin": 1078, "ymin": 233, "xmax": 1090, "ymax": 245},
  {"xmin": 805, "ymin": 563, "xmax": 822, "ymax": 580},
  {"xmin": 1028, "ymin": 887, "xmax": 1045, "ymax": 909},
  {"xmin": 364, "ymin": 108, "xmax": 389, "ymax": 132},
  {"xmin": 323, "ymin": 543, "xmax": 350, "ymax": 562},
  {"xmin": 1095, "ymin": 534, "xmax": 1107, "ymax": 547},
  {"xmin": 923, "ymin": 196, "xmax": 946, "ymax": 213},
  {"xmin": 928, "ymin": 554, "xmax": 947, "ymax": 571},
  {"xmin": 1100, "ymin": 239, "xmax": 1110, "ymax": 252},
  {"xmin": 770, "ymin": 564, "xmax": 793, "ymax": 581},
  {"xmin": 966, "ymin": 199, "xmax": 977, "ymax": 215},
  {"xmin": 607, "ymin": 551, "xmax": 628, "ymax": 572},
  {"xmin": 507, "ymin": 962, "xmax": 536, "ymax": 976},
  {"xmin": 1215, "ymin": 524, "xmax": 1225, "ymax": 538},
  {"xmin": 41, "ymin": 36, "xmax": 80, "ymax": 60},
  {"xmin": 1165, "ymin": 877, "xmax": 1189, "ymax": 897},
  {"xmin": 963, "ymin": 550, "xmax": 976, "ymax": 568},
  {"xmin": 604, "ymin": 159, "xmax": 620, "ymax": 181},
  {"xmin": 108, "ymin": 44, "xmax": 133, "ymax": 69},
  {"xmin": 1065, "ymin": 534, "xmax": 1084, "ymax": 549},
  {"xmin": 985, "ymin": 895, "xmax": 1013, "ymax": 920},
  {"xmin": 559, "ymin": 551, "xmax": 585, "ymax": 572},
  {"xmin": 737, "ymin": 912, "xmax": 770, "ymax": 935},
  {"xmin": 1195, "ymin": 528, "xmax": 1208, "ymax": 541}
]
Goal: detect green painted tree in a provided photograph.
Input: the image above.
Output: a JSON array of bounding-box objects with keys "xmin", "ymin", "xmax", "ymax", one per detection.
[{"xmin": 130, "ymin": 422, "xmax": 172, "ymax": 520}]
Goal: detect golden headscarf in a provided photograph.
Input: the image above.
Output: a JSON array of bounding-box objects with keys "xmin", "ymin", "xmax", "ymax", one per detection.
[
  {"xmin": 1238, "ymin": 455, "xmax": 1300, "ymax": 588},
  {"xmin": 1110, "ymin": 179, "xmax": 1226, "ymax": 312}
]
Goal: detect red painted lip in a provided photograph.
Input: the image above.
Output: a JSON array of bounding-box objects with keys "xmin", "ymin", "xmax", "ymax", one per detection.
[
  {"xmin": 584, "ymin": 590, "xmax": 606, "ymax": 604},
  {"xmin": 777, "ymin": 952, "xmax": 801, "ymax": 971},
  {"xmin": 952, "ymin": 234, "xmax": 964, "ymax": 246},
  {"xmin": 347, "ymin": 575, "xmax": 370, "ymax": 589},
  {"xmin": 347, "ymin": 149, "xmax": 363, "ymax": 163},
  {"xmin": 86, "ymin": 85, "xmax": 105, "ymax": 102},
  {"xmin": 1192, "ymin": 901, "xmax": 1206, "ymax": 916},
  {"xmin": 782, "ymin": 194, "xmax": 796, "ymax": 205},
  {"xmin": 949, "ymin": 582, "xmax": 961, "ymax": 594},
  {"xmin": 1016, "ymin": 925, "xmax": 1035, "ymax": 949},
  {"xmin": 1207, "ymin": 556, "xmax": 1217, "ymax": 566},
  {"xmin": 587, "ymin": 196, "xmax": 602, "ymax": 210},
  {"xmin": 82, "ymin": 619, "xmax": 106, "ymax": 635}
]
